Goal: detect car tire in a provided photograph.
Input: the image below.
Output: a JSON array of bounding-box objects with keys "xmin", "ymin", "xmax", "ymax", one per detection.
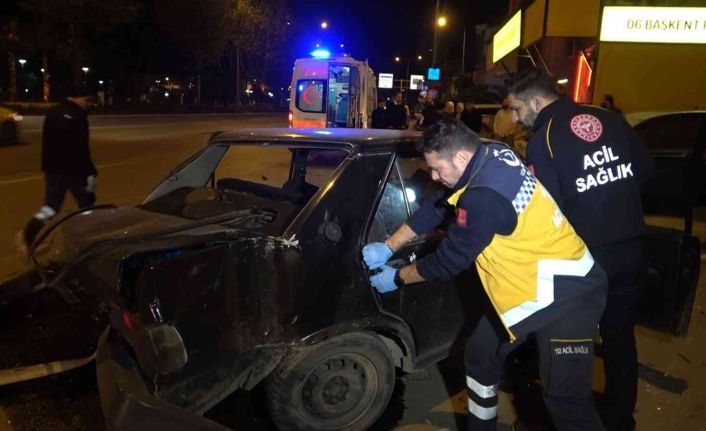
[
  {"xmin": 266, "ymin": 332, "xmax": 395, "ymax": 431},
  {"xmin": 0, "ymin": 120, "xmax": 18, "ymax": 145}
]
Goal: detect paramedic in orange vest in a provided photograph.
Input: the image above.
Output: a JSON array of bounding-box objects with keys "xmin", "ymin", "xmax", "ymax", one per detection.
[{"xmin": 363, "ymin": 119, "xmax": 608, "ymax": 431}]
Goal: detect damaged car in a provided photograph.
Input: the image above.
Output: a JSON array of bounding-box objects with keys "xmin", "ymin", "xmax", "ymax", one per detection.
[
  {"xmin": 31, "ymin": 128, "xmax": 485, "ymax": 431},
  {"xmin": 29, "ymin": 128, "xmax": 700, "ymax": 430}
]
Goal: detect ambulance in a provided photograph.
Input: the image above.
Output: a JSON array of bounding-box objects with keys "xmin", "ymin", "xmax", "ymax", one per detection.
[{"xmin": 288, "ymin": 51, "xmax": 377, "ymax": 128}]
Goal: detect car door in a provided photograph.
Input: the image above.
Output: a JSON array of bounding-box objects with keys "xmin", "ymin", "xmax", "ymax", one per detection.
[
  {"xmin": 365, "ymin": 151, "xmax": 482, "ymax": 364},
  {"xmin": 634, "ymin": 113, "xmax": 705, "ymax": 335}
]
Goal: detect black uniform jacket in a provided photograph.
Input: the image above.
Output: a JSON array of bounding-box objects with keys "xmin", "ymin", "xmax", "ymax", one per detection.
[{"xmin": 526, "ymin": 97, "xmax": 654, "ymax": 249}]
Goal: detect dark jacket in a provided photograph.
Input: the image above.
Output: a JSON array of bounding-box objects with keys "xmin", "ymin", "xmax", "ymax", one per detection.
[
  {"xmin": 408, "ymin": 142, "xmax": 605, "ymax": 338},
  {"xmin": 460, "ymin": 108, "xmax": 483, "ymax": 133},
  {"xmin": 371, "ymin": 107, "xmax": 387, "ymax": 129},
  {"xmin": 41, "ymin": 100, "xmax": 96, "ymax": 177},
  {"xmin": 420, "ymin": 103, "xmax": 441, "ymax": 128},
  {"xmin": 526, "ymin": 97, "xmax": 654, "ymax": 249},
  {"xmin": 386, "ymin": 101, "xmax": 407, "ymax": 129}
]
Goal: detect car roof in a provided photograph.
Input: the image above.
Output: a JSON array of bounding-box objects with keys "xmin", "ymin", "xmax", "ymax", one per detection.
[
  {"xmin": 209, "ymin": 127, "xmax": 423, "ymax": 150},
  {"xmin": 625, "ymin": 110, "xmax": 706, "ymax": 127}
]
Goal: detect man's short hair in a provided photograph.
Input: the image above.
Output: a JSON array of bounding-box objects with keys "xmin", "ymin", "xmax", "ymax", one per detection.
[
  {"xmin": 417, "ymin": 118, "xmax": 480, "ymax": 158},
  {"xmin": 507, "ymin": 68, "xmax": 559, "ymax": 101}
]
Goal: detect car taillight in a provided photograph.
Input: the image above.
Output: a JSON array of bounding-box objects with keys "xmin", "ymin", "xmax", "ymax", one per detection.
[{"xmin": 288, "ymin": 110, "xmax": 293, "ymax": 127}]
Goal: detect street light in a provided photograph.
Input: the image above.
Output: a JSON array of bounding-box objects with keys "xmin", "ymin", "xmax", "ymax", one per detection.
[
  {"xmin": 82, "ymin": 66, "xmax": 89, "ymax": 81},
  {"xmin": 395, "ymin": 56, "xmax": 400, "ymax": 62},
  {"xmin": 437, "ymin": 16, "xmax": 447, "ymax": 27},
  {"xmin": 417, "ymin": 55, "xmax": 423, "ymax": 60},
  {"xmin": 320, "ymin": 21, "xmax": 328, "ymax": 29},
  {"xmin": 18, "ymin": 58, "xmax": 26, "ymax": 71}
]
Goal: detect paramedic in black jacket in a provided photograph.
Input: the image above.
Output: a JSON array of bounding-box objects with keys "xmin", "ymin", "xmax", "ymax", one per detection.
[
  {"xmin": 508, "ymin": 69, "xmax": 654, "ymax": 431},
  {"xmin": 19, "ymin": 85, "xmax": 97, "ymax": 257}
]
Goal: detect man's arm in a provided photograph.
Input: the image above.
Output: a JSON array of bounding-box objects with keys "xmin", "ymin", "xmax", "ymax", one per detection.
[
  {"xmin": 620, "ymin": 118, "xmax": 654, "ymax": 184},
  {"xmin": 526, "ymin": 128, "xmax": 563, "ymax": 209},
  {"xmin": 397, "ymin": 187, "xmax": 517, "ymax": 284}
]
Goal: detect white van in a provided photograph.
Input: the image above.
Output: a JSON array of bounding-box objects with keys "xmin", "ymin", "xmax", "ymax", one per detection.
[{"xmin": 289, "ymin": 55, "xmax": 377, "ymax": 128}]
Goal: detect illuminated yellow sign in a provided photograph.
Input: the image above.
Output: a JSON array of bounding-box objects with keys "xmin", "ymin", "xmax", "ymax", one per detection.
[
  {"xmin": 493, "ymin": 10, "xmax": 522, "ymax": 63},
  {"xmin": 601, "ymin": 6, "xmax": 706, "ymax": 44}
]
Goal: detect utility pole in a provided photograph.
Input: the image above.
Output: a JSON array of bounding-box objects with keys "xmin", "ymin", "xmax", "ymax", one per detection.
[
  {"xmin": 461, "ymin": 26, "xmax": 466, "ymax": 74},
  {"xmin": 432, "ymin": 0, "xmax": 440, "ymax": 67}
]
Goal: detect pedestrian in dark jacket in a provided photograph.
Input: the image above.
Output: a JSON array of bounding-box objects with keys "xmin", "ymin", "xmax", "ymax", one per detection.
[
  {"xmin": 508, "ymin": 69, "xmax": 654, "ymax": 431},
  {"xmin": 386, "ymin": 91, "xmax": 407, "ymax": 129},
  {"xmin": 371, "ymin": 100, "xmax": 388, "ymax": 129},
  {"xmin": 17, "ymin": 85, "xmax": 97, "ymax": 258}
]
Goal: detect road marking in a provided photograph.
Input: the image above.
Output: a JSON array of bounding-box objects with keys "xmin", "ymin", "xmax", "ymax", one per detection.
[{"xmin": 0, "ymin": 162, "xmax": 129, "ymax": 186}]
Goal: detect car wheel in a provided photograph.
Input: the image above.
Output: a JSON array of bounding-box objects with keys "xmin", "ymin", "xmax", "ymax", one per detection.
[
  {"xmin": 0, "ymin": 121, "xmax": 18, "ymax": 145},
  {"xmin": 266, "ymin": 332, "xmax": 395, "ymax": 431}
]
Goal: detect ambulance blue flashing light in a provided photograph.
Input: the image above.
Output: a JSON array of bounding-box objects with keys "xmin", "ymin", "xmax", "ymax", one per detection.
[{"xmin": 310, "ymin": 49, "xmax": 331, "ymax": 59}]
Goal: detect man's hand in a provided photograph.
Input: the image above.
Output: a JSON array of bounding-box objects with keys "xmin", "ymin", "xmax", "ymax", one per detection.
[
  {"xmin": 362, "ymin": 242, "xmax": 393, "ymax": 270},
  {"xmin": 86, "ymin": 175, "xmax": 97, "ymax": 193},
  {"xmin": 370, "ymin": 265, "xmax": 398, "ymax": 293}
]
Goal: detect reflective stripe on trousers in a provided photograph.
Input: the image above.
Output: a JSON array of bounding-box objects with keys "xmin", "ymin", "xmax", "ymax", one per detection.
[{"xmin": 467, "ymin": 375, "xmax": 498, "ymax": 421}]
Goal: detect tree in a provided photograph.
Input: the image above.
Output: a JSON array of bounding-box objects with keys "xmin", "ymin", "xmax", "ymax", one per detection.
[
  {"xmin": 18, "ymin": 0, "xmax": 138, "ymax": 95},
  {"xmin": 227, "ymin": 0, "xmax": 290, "ymax": 105},
  {"xmin": 0, "ymin": 18, "xmax": 19, "ymax": 101},
  {"xmin": 156, "ymin": 0, "xmax": 231, "ymax": 104}
]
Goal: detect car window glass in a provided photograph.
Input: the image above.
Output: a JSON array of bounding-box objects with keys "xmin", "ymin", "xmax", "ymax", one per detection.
[
  {"xmin": 305, "ymin": 150, "xmax": 348, "ymax": 187},
  {"xmin": 216, "ymin": 145, "xmax": 292, "ymax": 187},
  {"xmin": 396, "ymin": 153, "xmax": 447, "ymax": 216},
  {"xmin": 635, "ymin": 114, "xmax": 701, "ymax": 152},
  {"xmin": 367, "ymin": 162, "xmax": 408, "ymax": 243}
]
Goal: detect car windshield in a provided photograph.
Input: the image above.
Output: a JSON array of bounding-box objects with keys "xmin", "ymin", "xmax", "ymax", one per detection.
[{"xmin": 140, "ymin": 142, "xmax": 350, "ymax": 234}]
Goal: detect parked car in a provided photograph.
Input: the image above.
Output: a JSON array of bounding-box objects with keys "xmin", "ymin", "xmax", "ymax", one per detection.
[
  {"xmin": 29, "ymin": 128, "xmax": 697, "ymax": 430},
  {"xmin": 0, "ymin": 105, "xmax": 22, "ymax": 145},
  {"xmin": 626, "ymin": 110, "xmax": 706, "ymax": 211},
  {"xmin": 625, "ymin": 111, "xmax": 704, "ymax": 335}
]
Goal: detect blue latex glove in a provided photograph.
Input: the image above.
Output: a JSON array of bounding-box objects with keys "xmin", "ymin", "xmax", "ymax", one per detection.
[
  {"xmin": 362, "ymin": 242, "xmax": 393, "ymax": 270},
  {"xmin": 370, "ymin": 265, "xmax": 399, "ymax": 294}
]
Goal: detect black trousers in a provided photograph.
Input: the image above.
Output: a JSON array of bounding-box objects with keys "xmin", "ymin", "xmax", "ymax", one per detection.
[
  {"xmin": 24, "ymin": 173, "xmax": 96, "ymax": 247},
  {"xmin": 464, "ymin": 270, "xmax": 607, "ymax": 430},
  {"xmin": 592, "ymin": 240, "xmax": 646, "ymax": 431}
]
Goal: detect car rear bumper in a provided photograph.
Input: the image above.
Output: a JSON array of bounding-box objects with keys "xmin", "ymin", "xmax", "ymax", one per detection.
[{"xmin": 96, "ymin": 328, "xmax": 230, "ymax": 431}]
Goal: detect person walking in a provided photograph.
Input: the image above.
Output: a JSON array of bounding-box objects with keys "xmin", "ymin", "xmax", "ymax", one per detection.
[
  {"xmin": 363, "ymin": 119, "xmax": 608, "ymax": 431},
  {"xmin": 17, "ymin": 85, "xmax": 97, "ymax": 258},
  {"xmin": 508, "ymin": 69, "xmax": 654, "ymax": 431}
]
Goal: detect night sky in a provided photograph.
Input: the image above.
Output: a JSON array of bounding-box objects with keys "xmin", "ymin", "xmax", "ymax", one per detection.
[
  {"xmin": 287, "ymin": 0, "xmax": 509, "ymax": 79},
  {"xmin": 1, "ymin": 0, "xmax": 510, "ymax": 96}
]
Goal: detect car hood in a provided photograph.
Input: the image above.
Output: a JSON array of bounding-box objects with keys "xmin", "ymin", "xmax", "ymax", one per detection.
[{"xmin": 33, "ymin": 205, "xmax": 231, "ymax": 272}]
